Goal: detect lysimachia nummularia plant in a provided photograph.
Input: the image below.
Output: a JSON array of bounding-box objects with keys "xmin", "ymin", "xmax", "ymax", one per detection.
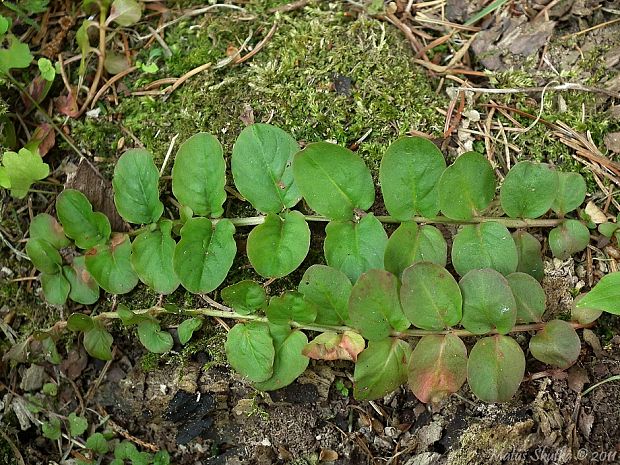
[{"xmin": 24, "ymin": 124, "xmax": 620, "ymax": 403}]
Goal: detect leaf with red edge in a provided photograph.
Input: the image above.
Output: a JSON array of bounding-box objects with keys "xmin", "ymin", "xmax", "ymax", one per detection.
[
  {"xmin": 25, "ymin": 123, "xmax": 55, "ymax": 157},
  {"xmin": 302, "ymin": 331, "xmax": 365, "ymax": 362},
  {"xmin": 56, "ymin": 91, "xmax": 79, "ymax": 117},
  {"xmin": 408, "ymin": 334, "xmax": 467, "ymax": 403}
]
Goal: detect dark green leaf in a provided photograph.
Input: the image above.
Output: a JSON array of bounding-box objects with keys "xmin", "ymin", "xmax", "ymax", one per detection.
[
  {"xmin": 293, "ymin": 141, "xmax": 374, "ymax": 220},
  {"xmin": 172, "ymin": 132, "xmax": 226, "ymax": 217},
  {"xmin": 225, "ymin": 322, "xmax": 275, "ymax": 382},
  {"xmin": 231, "ymin": 124, "xmax": 300, "ymax": 213},
  {"xmin": 451, "ymin": 222, "xmax": 518, "ymax": 276},
  {"xmin": 438, "ymin": 151, "xmax": 495, "ymax": 220},
  {"xmin": 247, "ymin": 211, "xmax": 310, "ymax": 278},
  {"xmin": 83, "ymin": 322, "xmax": 113, "ymax": 360},
  {"xmin": 254, "ymin": 329, "xmax": 309, "ymax": 391},
  {"xmin": 63, "ymin": 256, "xmax": 99, "ymax": 305},
  {"xmin": 576, "ymin": 272, "xmax": 620, "ymax": 315},
  {"xmin": 298, "ymin": 265, "xmax": 352, "ymax": 325},
  {"xmin": 137, "ymin": 320, "xmax": 173, "ymax": 354},
  {"xmin": 379, "ymin": 136, "xmax": 445, "ymax": 219},
  {"xmin": 552, "ymin": 172, "xmax": 586, "ymax": 216},
  {"xmin": 173, "ymin": 217, "xmax": 236, "ymax": 293},
  {"xmin": 221, "ymin": 280, "xmax": 266, "ymax": 315},
  {"xmin": 598, "ymin": 221, "xmax": 618, "ymax": 238},
  {"xmin": 85, "ymin": 234, "xmax": 139, "ymax": 294},
  {"xmin": 353, "ymin": 338, "xmax": 412, "ymax": 400},
  {"xmin": 549, "ymin": 219, "xmax": 590, "ymax": 260},
  {"xmin": 42, "ymin": 417, "xmax": 61, "ymax": 440},
  {"xmin": 500, "ymin": 161, "xmax": 558, "ymax": 218},
  {"xmin": 324, "ymin": 214, "xmax": 388, "ymax": 282},
  {"xmin": 506, "ymin": 272, "xmax": 545, "ymax": 323},
  {"xmin": 459, "ymin": 269, "xmax": 516, "ymax": 334},
  {"xmin": 56, "ymin": 189, "xmax": 111, "ymax": 249},
  {"xmin": 467, "ymin": 335, "xmax": 525, "ymax": 402},
  {"xmin": 178, "ymin": 317, "xmax": 203, "ymax": 345},
  {"xmin": 400, "ymin": 262, "xmax": 462, "ymax": 330},
  {"xmin": 384, "ymin": 222, "xmax": 447, "ymax": 278},
  {"xmin": 512, "ymin": 230, "xmax": 544, "ymax": 281},
  {"xmin": 29, "ymin": 213, "xmax": 70, "ymax": 249},
  {"xmin": 348, "ymin": 269, "xmax": 409, "ymax": 340},
  {"xmin": 571, "ymin": 294, "xmax": 602, "ymax": 324},
  {"xmin": 26, "ymin": 238, "xmax": 62, "ymax": 274},
  {"xmin": 67, "ymin": 313, "xmax": 93, "ymax": 332},
  {"xmin": 40, "ymin": 272, "xmax": 69, "ymax": 306},
  {"xmin": 266, "ymin": 291, "xmax": 317, "ymax": 325},
  {"xmin": 529, "ymin": 320, "xmax": 580, "ymax": 369}
]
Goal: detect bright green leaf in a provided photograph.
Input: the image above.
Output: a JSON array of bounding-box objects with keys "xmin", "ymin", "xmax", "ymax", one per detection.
[
  {"xmin": 549, "ymin": 219, "xmax": 590, "ymax": 260},
  {"xmin": 225, "ymin": 322, "xmax": 275, "ymax": 383},
  {"xmin": 83, "ymin": 322, "xmax": 113, "ymax": 360},
  {"xmin": 529, "ymin": 320, "xmax": 580, "ymax": 369},
  {"xmin": 512, "ymin": 230, "xmax": 544, "ymax": 281},
  {"xmin": 29, "ymin": 213, "xmax": 70, "ymax": 249},
  {"xmin": 500, "ymin": 161, "xmax": 559, "ymax": 218},
  {"xmin": 40, "ymin": 272, "xmax": 69, "ymax": 306},
  {"xmin": 231, "ymin": 124, "xmax": 301, "ymax": 213},
  {"xmin": 247, "ymin": 211, "xmax": 310, "ymax": 278},
  {"xmin": 172, "ymin": 133, "xmax": 226, "ymax": 217},
  {"xmin": 85, "ymin": 234, "xmax": 138, "ymax": 294},
  {"xmin": 68, "ymin": 412, "xmax": 88, "ymax": 437},
  {"xmin": 254, "ymin": 329, "xmax": 309, "ymax": 391},
  {"xmin": 400, "ymin": 262, "xmax": 462, "ymax": 330},
  {"xmin": 293, "ymin": 141, "xmax": 374, "ymax": 220},
  {"xmin": 178, "ymin": 317, "xmax": 202, "ymax": 345},
  {"xmin": 86, "ymin": 432, "xmax": 109, "ymax": 454},
  {"xmin": 1, "ymin": 148, "xmax": 49, "ymax": 198},
  {"xmin": 26, "ymin": 238, "xmax": 62, "ymax": 274},
  {"xmin": 552, "ymin": 172, "xmax": 586, "ymax": 216},
  {"xmin": 438, "ymin": 151, "xmax": 495, "ymax": 220},
  {"xmin": 266, "ymin": 291, "xmax": 317, "ymax": 325},
  {"xmin": 379, "ymin": 136, "xmax": 446, "ymax": 219},
  {"xmin": 137, "ymin": 320, "xmax": 173, "ymax": 354},
  {"xmin": 298, "ymin": 265, "xmax": 352, "ymax": 325},
  {"xmin": 153, "ymin": 451, "xmax": 171, "ymax": 465},
  {"xmin": 38, "ymin": 57, "xmax": 55, "ymax": 81},
  {"xmin": 598, "ymin": 221, "xmax": 618, "ymax": 238},
  {"xmin": 221, "ymin": 280, "xmax": 266, "ymax": 315},
  {"xmin": 576, "ymin": 272, "xmax": 620, "ymax": 315},
  {"xmin": 0, "ymin": 36, "xmax": 33, "ymax": 74},
  {"xmin": 506, "ymin": 272, "xmax": 545, "ymax": 323},
  {"xmin": 56, "ymin": 189, "xmax": 111, "ymax": 249},
  {"xmin": 63, "ymin": 256, "xmax": 99, "ymax": 305},
  {"xmin": 384, "ymin": 222, "xmax": 446, "ymax": 278}
]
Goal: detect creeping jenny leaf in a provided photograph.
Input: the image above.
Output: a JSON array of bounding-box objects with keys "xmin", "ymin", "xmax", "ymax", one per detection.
[
  {"xmin": 137, "ymin": 320, "xmax": 173, "ymax": 354},
  {"xmin": 379, "ymin": 136, "xmax": 446, "ymax": 220},
  {"xmin": 56, "ymin": 189, "xmax": 111, "ymax": 249},
  {"xmin": 506, "ymin": 272, "xmax": 545, "ymax": 323},
  {"xmin": 500, "ymin": 161, "xmax": 559, "ymax": 218},
  {"xmin": 293, "ymin": 141, "xmax": 375, "ymax": 220},
  {"xmin": 348, "ymin": 269, "xmax": 409, "ymax": 340},
  {"xmin": 549, "ymin": 219, "xmax": 590, "ymax": 260},
  {"xmin": 298, "ymin": 265, "xmax": 352, "ymax": 325},
  {"xmin": 112, "ymin": 148, "xmax": 163, "ymax": 224},
  {"xmin": 529, "ymin": 320, "xmax": 580, "ymax": 369},
  {"xmin": 172, "ymin": 133, "xmax": 226, "ymax": 217},
  {"xmin": 400, "ymin": 262, "xmax": 462, "ymax": 330},
  {"xmin": 63, "ymin": 256, "xmax": 99, "ymax": 305},
  {"xmin": 131, "ymin": 220, "xmax": 180, "ymax": 294},
  {"xmin": 85, "ymin": 234, "xmax": 139, "ymax": 294},
  {"xmin": 576, "ymin": 272, "xmax": 620, "ymax": 315},
  {"xmin": 353, "ymin": 338, "xmax": 412, "ymax": 401},
  {"xmin": 67, "ymin": 313, "xmax": 94, "ymax": 332},
  {"xmin": 571, "ymin": 294, "xmax": 602, "ymax": 324},
  {"xmin": 231, "ymin": 124, "xmax": 300, "ymax": 213},
  {"xmin": 41, "ymin": 272, "xmax": 70, "ymax": 306},
  {"xmin": 467, "ymin": 335, "xmax": 525, "ymax": 402},
  {"xmin": 83, "ymin": 322, "xmax": 114, "ymax": 360},
  {"xmin": 29, "ymin": 213, "xmax": 70, "ymax": 249},
  {"xmin": 459, "ymin": 269, "xmax": 517, "ymax": 335},
  {"xmin": 266, "ymin": 291, "xmax": 317, "ymax": 325},
  {"xmin": 246, "ymin": 211, "xmax": 310, "ymax": 278},
  {"xmin": 178, "ymin": 317, "xmax": 203, "ymax": 345},
  {"xmin": 552, "ymin": 172, "xmax": 586, "ymax": 216},
  {"xmin": 108, "ymin": 0, "xmax": 142, "ymax": 26},
  {"xmin": 254, "ymin": 329, "xmax": 309, "ymax": 391},
  {"xmin": 408, "ymin": 334, "xmax": 467, "ymax": 403},
  {"xmin": 0, "ymin": 148, "xmax": 49, "ymax": 198},
  {"xmin": 221, "ymin": 280, "xmax": 266, "ymax": 315},
  {"xmin": 451, "ymin": 222, "xmax": 518, "ymax": 277},
  {"xmin": 438, "ymin": 151, "xmax": 495, "ymax": 220},
  {"xmin": 26, "ymin": 238, "xmax": 62, "ymax": 274},
  {"xmin": 384, "ymin": 222, "xmax": 447, "ymax": 278},
  {"xmin": 225, "ymin": 322, "xmax": 275, "ymax": 383},
  {"xmin": 512, "ymin": 231, "xmax": 544, "ymax": 281},
  {"xmin": 173, "ymin": 217, "xmax": 236, "ymax": 293},
  {"xmin": 324, "ymin": 214, "xmax": 388, "ymax": 283},
  {"xmin": 302, "ymin": 331, "xmax": 365, "ymax": 362}
]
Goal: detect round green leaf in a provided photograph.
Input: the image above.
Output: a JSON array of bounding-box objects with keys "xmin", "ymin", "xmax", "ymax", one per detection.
[
  {"xmin": 171, "ymin": 132, "xmax": 226, "ymax": 217},
  {"xmin": 173, "ymin": 217, "xmax": 236, "ymax": 293},
  {"xmin": 26, "ymin": 238, "xmax": 62, "ymax": 274},
  {"xmin": 247, "ymin": 211, "xmax": 310, "ymax": 278},
  {"xmin": 56, "ymin": 189, "xmax": 111, "ymax": 249},
  {"xmin": 86, "ymin": 432, "xmax": 109, "ymax": 454},
  {"xmin": 231, "ymin": 124, "xmax": 300, "ymax": 213},
  {"xmin": 438, "ymin": 151, "xmax": 495, "ymax": 220},
  {"xmin": 500, "ymin": 161, "xmax": 559, "ymax": 218},
  {"xmin": 576, "ymin": 272, "xmax": 620, "ymax": 315},
  {"xmin": 40, "ymin": 272, "xmax": 70, "ymax": 306},
  {"xmin": 549, "ymin": 219, "xmax": 590, "ymax": 260},
  {"xmin": 324, "ymin": 213, "xmax": 388, "ymax": 283},
  {"xmin": 451, "ymin": 222, "xmax": 518, "ymax": 277},
  {"xmin": 221, "ymin": 280, "xmax": 266, "ymax": 316},
  {"xmin": 108, "ymin": 0, "xmax": 142, "ymax": 26},
  {"xmin": 68, "ymin": 412, "xmax": 88, "ymax": 437},
  {"xmin": 255, "ymin": 329, "xmax": 309, "ymax": 391},
  {"xmin": 571, "ymin": 294, "xmax": 602, "ymax": 324},
  {"xmin": 293, "ymin": 141, "xmax": 375, "ymax": 220},
  {"xmin": 29, "ymin": 213, "xmax": 70, "ymax": 249},
  {"xmin": 266, "ymin": 291, "xmax": 317, "ymax": 325},
  {"xmin": 400, "ymin": 262, "xmax": 462, "ymax": 330},
  {"xmin": 83, "ymin": 322, "xmax": 114, "ymax": 360},
  {"xmin": 467, "ymin": 335, "xmax": 525, "ymax": 402},
  {"xmin": 63, "ymin": 256, "xmax": 99, "ymax": 305},
  {"xmin": 131, "ymin": 220, "xmax": 180, "ymax": 294},
  {"xmin": 384, "ymin": 222, "xmax": 447, "ymax": 278},
  {"xmin": 85, "ymin": 234, "xmax": 139, "ymax": 295},
  {"xmin": 113, "ymin": 148, "xmax": 163, "ymax": 224},
  {"xmin": 137, "ymin": 320, "xmax": 173, "ymax": 354},
  {"xmin": 529, "ymin": 320, "xmax": 580, "ymax": 369},
  {"xmin": 353, "ymin": 338, "xmax": 412, "ymax": 401},
  {"xmin": 298, "ymin": 264, "xmax": 352, "ymax": 325},
  {"xmin": 506, "ymin": 272, "xmax": 545, "ymax": 323},
  {"xmin": 178, "ymin": 317, "xmax": 203, "ymax": 345},
  {"xmin": 552, "ymin": 172, "xmax": 586, "ymax": 216},
  {"xmin": 225, "ymin": 322, "xmax": 275, "ymax": 383},
  {"xmin": 348, "ymin": 269, "xmax": 409, "ymax": 340},
  {"xmin": 512, "ymin": 230, "xmax": 544, "ymax": 281},
  {"xmin": 379, "ymin": 136, "xmax": 446, "ymax": 220},
  {"xmin": 408, "ymin": 334, "xmax": 467, "ymax": 403},
  {"xmin": 459, "ymin": 269, "xmax": 517, "ymax": 335},
  {"xmin": 67, "ymin": 313, "xmax": 94, "ymax": 332}
]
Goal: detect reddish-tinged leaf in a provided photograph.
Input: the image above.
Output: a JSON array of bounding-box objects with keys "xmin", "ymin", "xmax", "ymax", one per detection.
[
  {"xmin": 302, "ymin": 331, "xmax": 365, "ymax": 362},
  {"xmin": 56, "ymin": 91, "xmax": 79, "ymax": 117},
  {"xmin": 408, "ymin": 334, "xmax": 467, "ymax": 403},
  {"xmin": 529, "ymin": 320, "xmax": 581, "ymax": 369},
  {"xmin": 26, "ymin": 124, "xmax": 55, "ymax": 157}
]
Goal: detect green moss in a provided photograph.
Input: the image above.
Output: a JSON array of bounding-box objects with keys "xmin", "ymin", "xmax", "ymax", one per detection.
[
  {"xmin": 140, "ymin": 351, "xmax": 163, "ymax": 372},
  {"xmin": 0, "ymin": 434, "xmax": 17, "ymax": 465}
]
